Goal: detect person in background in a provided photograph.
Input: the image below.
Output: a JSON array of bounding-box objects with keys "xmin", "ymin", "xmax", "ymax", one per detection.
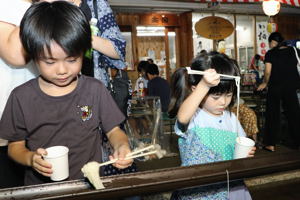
[
  {"xmin": 169, "ymin": 52, "xmax": 255, "ymax": 199},
  {"xmin": 147, "ymin": 58, "xmax": 154, "ymax": 64},
  {"xmin": 0, "ymin": 0, "xmax": 39, "ymax": 188},
  {"xmin": 199, "ymin": 49, "xmax": 208, "ymax": 56},
  {"xmin": 134, "ymin": 60, "xmax": 149, "ymax": 96},
  {"xmin": 257, "ymin": 32, "xmax": 300, "ymax": 152},
  {"xmin": 109, "ymin": 68, "xmax": 131, "ymax": 117},
  {"xmin": 79, "ymin": 0, "xmax": 126, "ymax": 86},
  {"xmin": 0, "ymin": 1, "xmax": 132, "ymax": 185},
  {"xmin": 249, "ymin": 54, "xmax": 263, "ymax": 85},
  {"xmin": 145, "ymin": 63, "xmax": 171, "ymax": 114},
  {"xmin": 249, "ymin": 54, "xmax": 260, "ymax": 71}
]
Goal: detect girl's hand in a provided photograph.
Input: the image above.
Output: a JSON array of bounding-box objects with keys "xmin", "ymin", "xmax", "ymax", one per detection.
[
  {"xmin": 247, "ymin": 146, "xmax": 256, "ymax": 157},
  {"xmin": 201, "ymin": 69, "xmax": 220, "ymax": 88},
  {"xmin": 31, "ymin": 148, "xmax": 53, "ymax": 177},
  {"xmin": 110, "ymin": 144, "xmax": 133, "ymax": 169}
]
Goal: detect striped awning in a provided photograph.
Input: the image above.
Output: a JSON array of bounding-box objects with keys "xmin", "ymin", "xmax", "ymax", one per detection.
[{"xmin": 187, "ymin": 0, "xmax": 300, "ymax": 7}]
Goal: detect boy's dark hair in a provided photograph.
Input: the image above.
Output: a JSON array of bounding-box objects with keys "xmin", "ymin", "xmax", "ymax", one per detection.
[
  {"xmin": 168, "ymin": 52, "xmax": 239, "ymax": 118},
  {"xmin": 145, "ymin": 64, "xmax": 159, "ymax": 75},
  {"xmin": 268, "ymin": 32, "xmax": 284, "ymax": 44},
  {"xmin": 137, "ymin": 61, "xmax": 149, "ymax": 73},
  {"xmin": 20, "ymin": 1, "xmax": 91, "ymax": 61}
]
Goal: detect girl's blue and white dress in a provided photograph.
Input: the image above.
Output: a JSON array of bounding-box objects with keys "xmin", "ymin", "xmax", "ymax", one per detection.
[{"xmin": 173, "ymin": 109, "xmax": 252, "ymax": 200}]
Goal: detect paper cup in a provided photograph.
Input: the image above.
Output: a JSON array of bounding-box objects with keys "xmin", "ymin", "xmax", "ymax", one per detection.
[
  {"xmin": 234, "ymin": 137, "xmax": 255, "ymax": 159},
  {"xmin": 44, "ymin": 146, "xmax": 69, "ymax": 181}
]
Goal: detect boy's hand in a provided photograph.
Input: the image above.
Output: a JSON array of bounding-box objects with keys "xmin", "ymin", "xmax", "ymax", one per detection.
[
  {"xmin": 247, "ymin": 146, "xmax": 256, "ymax": 157},
  {"xmin": 110, "ymin": 144, "xmax": 133, "ymax": 169},
  {"xmin": 31, "ymin": 148, "xmax": 53, "ymax": 177},
  {"xmin": 201, "ymin": 69, "xmax": 220, "ymax": 88}
]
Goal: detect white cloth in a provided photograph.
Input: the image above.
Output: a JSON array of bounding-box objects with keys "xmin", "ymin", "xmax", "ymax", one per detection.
[
  {"xmin": 0, "ymin": 0, "xmax": 30, "ymax": 26},
  {"xmin": 0, "ymin": 0, "xmax": 39, "ymax": 146}
]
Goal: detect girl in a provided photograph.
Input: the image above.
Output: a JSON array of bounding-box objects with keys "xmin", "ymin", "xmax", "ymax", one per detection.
[
  {"xmin": 257, "ymin": 32, "xmax": 300, "ymax": 152},
  {"xmin": 169, "ymin": 52, "xmax": 255, "ymax": 199}
]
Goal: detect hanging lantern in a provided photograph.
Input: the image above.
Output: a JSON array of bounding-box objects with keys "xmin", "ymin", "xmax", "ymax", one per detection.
[
  {"xmin": 262, "ymin": 0, "xmax": 281, "ymax": 16},
  {"xmin": 267, "ymin": 22, "xmax": 278, "ymax": 33}
]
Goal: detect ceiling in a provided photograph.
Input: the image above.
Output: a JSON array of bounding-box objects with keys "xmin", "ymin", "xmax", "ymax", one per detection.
[{"xmin": 108, "ymin": 0, "xmax": 300, "ymax": 15}]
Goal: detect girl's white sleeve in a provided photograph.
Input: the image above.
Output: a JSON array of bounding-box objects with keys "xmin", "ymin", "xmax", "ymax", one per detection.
[{"xmin": 0, "ymin": 0, "xmax": 31, "ymax": 26}]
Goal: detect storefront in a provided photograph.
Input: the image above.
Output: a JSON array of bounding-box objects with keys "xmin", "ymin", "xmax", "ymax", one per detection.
[
  {"xmin": 117, "ymin": 12, "xmax": 300, "ymax": 84},
  {"xmin": 112, "ymin": 1, "xmax": 300, "ymax": 83},
  {"xmin": 1, "ymin": 1, "xmax": 300, "ymax": 199}
]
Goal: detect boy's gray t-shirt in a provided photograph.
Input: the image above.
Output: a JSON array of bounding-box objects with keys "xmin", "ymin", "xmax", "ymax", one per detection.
[{"xmin": 0, "ymin": 75, "xmax": 125, "ymax": 185}]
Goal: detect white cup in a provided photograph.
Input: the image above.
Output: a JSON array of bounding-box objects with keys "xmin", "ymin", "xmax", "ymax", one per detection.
[
  {"xmin": 234, "ymin": 137, "xmax": 255, "ymax": 159},
  {"xmin": 44, "ymin": 146, "xmax": 69, "ymax": 181}
]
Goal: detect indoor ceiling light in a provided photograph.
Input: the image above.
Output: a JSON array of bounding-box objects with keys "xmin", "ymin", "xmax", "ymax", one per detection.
[{"xmin": 262, "ymin": 0, "xmax": 281, "ymax": 16}]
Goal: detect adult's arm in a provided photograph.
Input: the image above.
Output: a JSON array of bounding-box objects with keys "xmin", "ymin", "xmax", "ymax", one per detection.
[
  {"xmin": 92, "ymin": 35, "xmax": 120, "ymax": 59},
  {"xmin": 0, "ymin": 22, "xmax": 27, "ymax": 66},
  {"xmin": 0, "ymin": 0, "xmax": 31, "ymax": 66},
  {"xmin": 91, "ymin": 0, "xmax": 126, "ymax": 65},
  {"xmin": 257, "ymin": 62, "xmax": 271, "ymax": 91}
]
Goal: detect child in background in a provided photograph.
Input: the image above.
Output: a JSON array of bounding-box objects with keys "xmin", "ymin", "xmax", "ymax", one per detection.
[
  {"xmin": 134, "ymin": 60, "xmax": 149, "ymax": 96},
  {"xmin": 169, "ymin": 52, "xmax": 255, "ymax": 199},
  {"xmin": 249, "ymin": 54, "xmax": 263, "ymax": 85},
  {"xmin": 0, "ymin": 1, "xmax": 132, "ymax": 186}
]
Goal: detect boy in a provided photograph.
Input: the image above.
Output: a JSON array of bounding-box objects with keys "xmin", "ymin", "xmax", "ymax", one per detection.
[
  {"xmin": 0, "ymin": 1, "xmax": 132, "ymax": 185},
  {"xmin": 146, "ymin": 64, "xmax": 170, "ymax": 113}
]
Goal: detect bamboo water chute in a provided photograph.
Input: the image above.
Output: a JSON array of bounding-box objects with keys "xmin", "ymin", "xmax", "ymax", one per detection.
[{"xmin": 1, "ymin": 151, "xmax": 300, "ymax": 200}]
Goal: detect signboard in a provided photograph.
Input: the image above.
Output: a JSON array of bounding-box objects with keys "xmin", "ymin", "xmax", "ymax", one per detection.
[
  {"xmin": 140, "ymin": 14, "xmax": 179, "ymax": 26},
  {"xmin": 256, "ymin": 22, "xmax": 270, "ymax": 57},
  {"xmin": 195, "ymin": 16, "xmax": 234, "ymax": 40}
]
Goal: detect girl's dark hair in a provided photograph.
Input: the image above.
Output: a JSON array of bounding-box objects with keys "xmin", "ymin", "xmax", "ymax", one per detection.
[
  {"xmin": 20, "ymin": 1, "xmax": 91, "ymax": 61},
  {"xmin": 168, "ymin": 51, "xmax": 240, "ymax": 118}
]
